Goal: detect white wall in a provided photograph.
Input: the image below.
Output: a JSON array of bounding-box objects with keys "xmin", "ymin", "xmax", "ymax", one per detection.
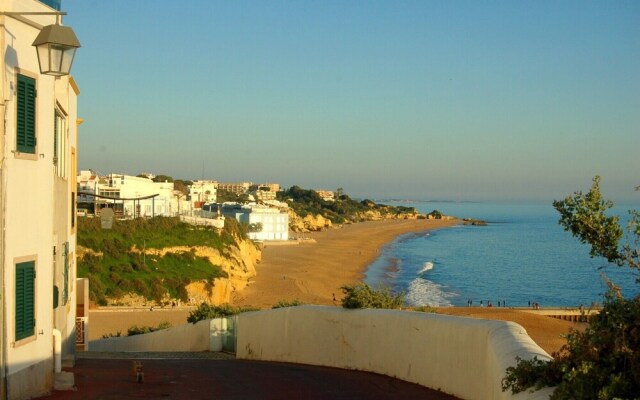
[
  {"xmin": 84, "ymin": 306, "xmax": 556, "ymax": 399},
  {"xmin": 88, "ymin": 318, "xmax": 228, "ymax": 352},
  {"xmin": 248, "ymin": 210, "xmax": 289, "ymax": 241},
  {"xmin": 0, "ymin": 2, "xmax": 78, "ymax": 398},
  {"xmin": 236, "ymin": 306, "xmax": 554, "ymax": 400}
]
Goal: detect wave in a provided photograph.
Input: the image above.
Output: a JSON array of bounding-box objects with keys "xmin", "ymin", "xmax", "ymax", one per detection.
[
  {"xmin": 418, "ymin": 261, "xmax": 434, "ymax": 274},
  {"xmin": 406, "ymin": 277, "xmax": 457, "ymax": 307}
]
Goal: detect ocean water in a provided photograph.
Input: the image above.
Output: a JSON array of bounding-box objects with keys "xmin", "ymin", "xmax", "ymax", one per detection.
[{"xmin": 364, "ymin": 201, "xmax": 640, "ymax": 307}]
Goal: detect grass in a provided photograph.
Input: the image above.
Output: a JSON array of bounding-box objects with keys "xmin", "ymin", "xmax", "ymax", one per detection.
[{"xmin": 77, "ymin": 217, "xmax": 244, "ymax": 305}]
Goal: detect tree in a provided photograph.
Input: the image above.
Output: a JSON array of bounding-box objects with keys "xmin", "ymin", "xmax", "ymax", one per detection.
[
  {"xmin": 503, "ymin": 176, "xmax": 640, "ymax": 399},
  {"xmin": 173, "ymin": 180, "xmax": 190, "ymax": 195},
  {"xmin": 153, "ymin": 174, "xmax": 174, "ymax": 183}
]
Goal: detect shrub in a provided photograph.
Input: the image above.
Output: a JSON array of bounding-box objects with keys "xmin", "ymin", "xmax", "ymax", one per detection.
[
  {"xmin": 127, "ymin": 321, "xmax": 172, "ymax": 336},
  {"xmin": 503, "ymin": 177, "xmax": 640, "ymax": 398},
  {"xmin": 272, "ymin": 299, "xmax": 303, "ymax": 309},
  {"xmin": 413, "ymin": 305, "xmax": 437, "ymax": 313},
  {"xmin": 503, "ymin": 291, "xmax": 640, "ymax": 399},
  {"xmin": 187, "ymin": 303, "xmax": 259, "ymax": 324},
  {"xmin": 340, "ymin": 283, "xmax": 404, "ymax": 309}
]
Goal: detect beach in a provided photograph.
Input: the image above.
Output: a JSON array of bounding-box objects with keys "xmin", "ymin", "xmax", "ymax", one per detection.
[
  {"xmin": 88, "ymin": 218, "xmax": 581, "ymax": 354},
  {"xmin": 231, "ymin": 218, "xmax": 460, "ymax": 308}
]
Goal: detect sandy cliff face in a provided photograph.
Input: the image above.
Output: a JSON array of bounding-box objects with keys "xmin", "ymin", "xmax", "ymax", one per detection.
[
  {"xmin": 148, "ymin": 240, "xmax": 261, "ymax": 305},
  {"xmin": 82, "ymin": 236, "xmax": 262, "ymax": 307},
  {"xmin": 288, "ymin": 209, "xmax": 333, "ymax": 232}
]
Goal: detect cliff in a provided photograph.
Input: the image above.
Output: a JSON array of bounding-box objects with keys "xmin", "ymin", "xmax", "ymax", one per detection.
[{"xmin": 148, "ymin": 240, "xmax": 261, "ymax": 305}]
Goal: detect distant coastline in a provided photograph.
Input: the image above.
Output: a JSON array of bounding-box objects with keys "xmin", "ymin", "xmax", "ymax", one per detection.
[{"xmin": 372, "ymin": 199, "xmax": 482, "ymax": 204}]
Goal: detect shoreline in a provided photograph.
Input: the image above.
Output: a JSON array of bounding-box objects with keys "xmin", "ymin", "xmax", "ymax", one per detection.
[
  {"xmin": 87, "ymin": 218, "xmax": 581, "ymax": 353},
  {"xmin": 231, "ymin": 218, "xmax": 460, "ymax": 308}
]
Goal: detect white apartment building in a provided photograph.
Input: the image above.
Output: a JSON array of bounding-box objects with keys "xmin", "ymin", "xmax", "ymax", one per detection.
[
  {"xmin": 82, "ymin": 173, "xmax": 177, "ymax": 218},
  {"xmin": 0, "ymin": 1, "xmax": 80, "ymax": 397},
  {"xmin": 217, "ymin": 181, "xmax": 252, "ymax": 195},
  {"xmin": 215, "ymin": 203, "xmax": 289, "ymax": 241},
  {"xmin": 189, "ymin": 180, "xmax": 217, "ymax": 207}
]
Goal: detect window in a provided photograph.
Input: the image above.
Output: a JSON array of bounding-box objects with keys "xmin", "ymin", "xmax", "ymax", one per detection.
[
  {"xmin": 15, "ymin": 261, "xmax": 35, "ymax": 341},
  {"xmin": 54, "ymin": 108, "xmax": 67, "ymax": 178},
  {"xmin": 16, "ymin": 74, "xmax": 36, "ymax": 154},
  {"xmin": 63, "ymin": 242, "xmax": 69, "ymax": 305}
]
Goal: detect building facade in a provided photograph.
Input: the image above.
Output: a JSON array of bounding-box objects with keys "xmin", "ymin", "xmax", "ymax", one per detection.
[
  {"xmin": 211, "ymin": 203, "xmax": 289, "ymax": 241},
  {"xmin": 0, "ymin": 1, "xmax": 80, "ymax": 398},
  {"xmin": 217, "ymin": 181, "xmax": 252, "ymax": 195},
  {"xmin": 189, "ymin": 180, "xmax": 217, "ymax": 207},
  {"xmin": 80, "ymin": 173, "xmax": 177, "ymax": 218}
]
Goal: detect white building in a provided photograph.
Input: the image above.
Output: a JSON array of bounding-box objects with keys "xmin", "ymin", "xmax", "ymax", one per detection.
[
  {"xmin": 189, "ymin": 180, "xmax": 217, "ymax": 207},
  {"xmin": 0, "ymin": 1, "xmax": 80, "ymax": 397},
  {"xmin": 213, "ymin": 203, "xmax": 289, "ymax": 241},
  {"xmin": 85, "ymin": 173, "xmax": 176, "ymax": 218},
  {"xmin": 77, "ymin": 169, "xmax": 98, "ymax": 213}
]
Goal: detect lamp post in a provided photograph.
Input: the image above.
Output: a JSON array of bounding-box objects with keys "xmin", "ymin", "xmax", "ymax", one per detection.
[{"xmin": 1, "ymin": 11, "xmax": 80, "ymax": 76}]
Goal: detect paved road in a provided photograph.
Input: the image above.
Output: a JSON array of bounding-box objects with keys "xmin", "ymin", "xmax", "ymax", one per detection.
[{"xmin": 38, "ymin": 352, "xmax": 460, "ymax": 399}]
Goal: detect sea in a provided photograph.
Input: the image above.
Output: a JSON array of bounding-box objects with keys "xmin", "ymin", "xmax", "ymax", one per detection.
[{"xmin": 364, "ymin": 201, "xmax": 640, "ymax": 308}]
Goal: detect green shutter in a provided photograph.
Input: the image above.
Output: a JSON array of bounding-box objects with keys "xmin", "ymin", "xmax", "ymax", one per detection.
[
  {"xmin": 63, "ymin": 242, "xmax": 69, "ymax": 305},
  {"xmin": 16, "ymin": 261, "xmax": 35, "ymax": 341},
  {"xmin": 17, "ymin": 74, "xmax": 36, "ymax": 154}
]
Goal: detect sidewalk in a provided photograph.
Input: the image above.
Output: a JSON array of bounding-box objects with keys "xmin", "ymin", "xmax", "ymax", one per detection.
[{"xmin": 38, "ymin": 352, "xmax": 459, "ymax": 399}]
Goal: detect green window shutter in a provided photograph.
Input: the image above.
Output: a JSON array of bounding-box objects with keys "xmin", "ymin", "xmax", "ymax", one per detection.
[
  {"xmin": 63, "ymin": 242, "xmax": 69, "ymax": 305},
  {"xmin": 16, "ymin": 261, "xmax": 35, "ymax": 341},
  {"xmin": 16, "ymin": 74, "xmax": 36, "ymax": 154}
]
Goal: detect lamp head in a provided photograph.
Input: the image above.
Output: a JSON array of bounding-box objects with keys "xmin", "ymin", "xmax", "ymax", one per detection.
[{"xmin": 32, "ymin": 24, "xmax": 80, "ymax": 76}]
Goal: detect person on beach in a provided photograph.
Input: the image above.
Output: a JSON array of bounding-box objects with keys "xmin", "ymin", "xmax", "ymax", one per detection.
[{"xmin": 480, "ymin": 300, "xmax": 484, "ymax": 307}]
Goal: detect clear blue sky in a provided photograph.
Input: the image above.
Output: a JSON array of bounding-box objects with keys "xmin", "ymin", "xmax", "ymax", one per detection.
[{"xmin": 63, "ymin": 1, "xmax": 639, "ymax": 203}]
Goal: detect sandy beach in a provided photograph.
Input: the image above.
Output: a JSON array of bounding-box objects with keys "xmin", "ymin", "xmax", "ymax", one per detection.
[
  {"xmin": 88, "ymin": 218, "xmax": 581, "ymax": 354},
  {"xmin": 232, "ymin": 218, "xmax": 460, "ymax": 308}
]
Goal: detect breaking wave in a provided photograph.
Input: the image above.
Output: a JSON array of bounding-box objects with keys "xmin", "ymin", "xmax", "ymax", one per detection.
[
  {"xmin": 406, "ymin": 277, "xmax": 457, "ymax": 307},
  {"xmin": 418, "ymin": 261, "xmax": 434, "ymax": 274}
]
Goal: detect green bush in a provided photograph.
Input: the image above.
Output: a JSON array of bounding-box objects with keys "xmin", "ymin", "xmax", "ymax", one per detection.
[
  {"xmin": 187, "ymin": 303, "xmax": 259, "ymax": 324},
  {"xmin": 503, "ymin": 177, "xmax": 640, "ymax": 399},
  {"xmin": 503, "ymin": 292, "xmax": 640, "ymax": 399},
  {"xmin": 412, "ymin": 305, "xmax": 437, "ymax": 313},
  {"xmin": 272, "ymin": 299, "xmax": 303, "ymax": 309},
  {"xmin": 127, "ymin": 321, "xmax": 172, "ymax": 336},
  {"xmin": 340, "ymin": 283, "xmax": 404, "ymax": 309}
]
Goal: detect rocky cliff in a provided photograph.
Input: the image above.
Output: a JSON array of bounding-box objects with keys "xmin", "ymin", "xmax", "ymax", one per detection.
[
  {"xmin": 80, "ymin": 236, "xmax": 261, "ymax": 308},
  {"xmin": 147, "ymin": 239, "xmax": 261, "ymax": 305}
]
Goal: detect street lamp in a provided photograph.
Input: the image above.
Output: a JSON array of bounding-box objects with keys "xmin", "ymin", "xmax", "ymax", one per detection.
[{"xmin": 32, "ymin": 23, "xmax": 80, "ymax": 76}]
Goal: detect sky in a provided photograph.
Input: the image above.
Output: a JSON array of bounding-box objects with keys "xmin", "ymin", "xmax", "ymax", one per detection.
[{"xmin": 63, "ymin": 1, "xmax": 640, "ymax": 203}]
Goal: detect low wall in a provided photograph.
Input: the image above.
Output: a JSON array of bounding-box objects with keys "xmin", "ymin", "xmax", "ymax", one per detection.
[
  {"xmin": 236, "ymin": 306, "xmax": 554, "ymax": 400},
  {"xmin": 88, "ymin": 319, "xmax": 226, "ymax": 352}
]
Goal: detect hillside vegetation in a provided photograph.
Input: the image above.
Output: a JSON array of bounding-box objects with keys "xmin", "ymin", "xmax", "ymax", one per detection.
[
  {"xmin": 77, "ymin": 217, "xmax": 247, "ymax": 306},
  {"xmin": 277, "ymin": 186, "xmax": 419, "ymax": 225}
]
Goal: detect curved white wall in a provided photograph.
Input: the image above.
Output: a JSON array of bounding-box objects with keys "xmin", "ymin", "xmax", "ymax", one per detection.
[
  {"xmin": 236, "ymin": 306, "xmax": 554, "ymax": 400},
  {"xmin": 89, "ymin": 318, "xmax": 226, "ymax": 352}
]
